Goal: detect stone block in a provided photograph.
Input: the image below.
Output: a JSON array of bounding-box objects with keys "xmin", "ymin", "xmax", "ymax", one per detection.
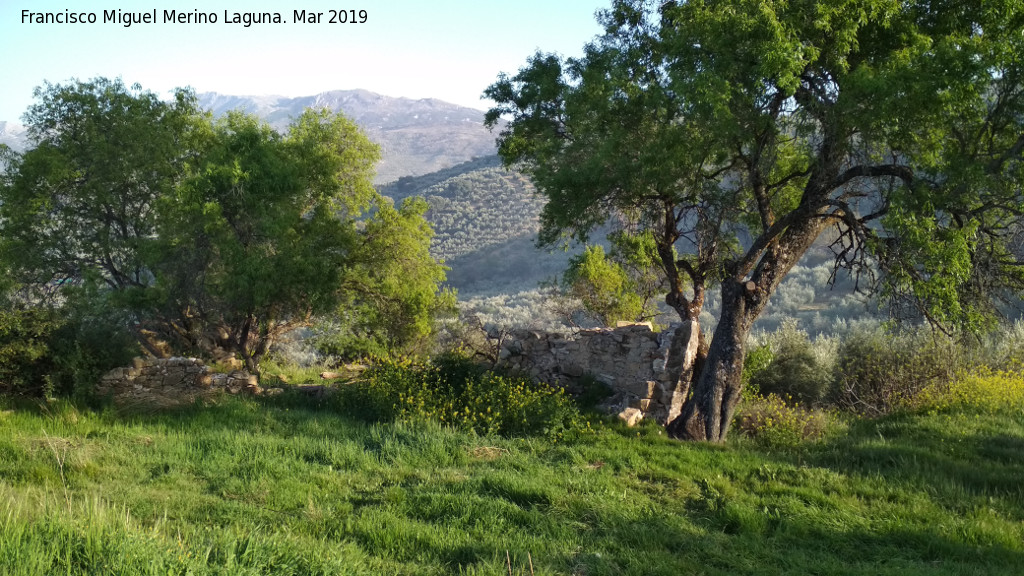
[
  {"xmin": 618, "ymin": 407, "xmax": 644, "ymax": 427},
  {"xmin": 623, "ymin": 380, "xmax": 657, "ymax": 398},
  {"xmin": 563, "ymin": 363, "xmax": 584, "ymax": 378}
]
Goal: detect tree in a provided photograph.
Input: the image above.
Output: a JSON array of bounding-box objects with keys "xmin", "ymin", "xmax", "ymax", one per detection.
[
  {"xmin": 1, "ymin": 79, "xmax": 453, "ymax": 375},
  {"xmin": 148, "ymin": 108, "xmax": 389, "ymax": 372},
  {"xmin": 0, "ymin": 78, "xmax": 200, "ymax": 299},
  {"xmin": 314, "ymin": 196, "xmax": 458, "ymax": 360},
  {"xmin": 486, "ymin": 0, "xmax": 1024, "ymax": 440},
  {"xmin": 561, "ymin": 231, "xmax": 663, "ymax": 326}
]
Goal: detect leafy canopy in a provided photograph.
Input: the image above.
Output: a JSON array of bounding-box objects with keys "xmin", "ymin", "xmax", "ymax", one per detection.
[
  {"xmin": 0, "ymin": 78, "xmax": 453, "ymax": 372},
  {"xmin": 487, "ymin": 0, "xmax": 1024, "ymax": 331}
]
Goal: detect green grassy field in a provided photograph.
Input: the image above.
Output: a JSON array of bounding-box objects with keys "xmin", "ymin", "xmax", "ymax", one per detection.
[{"xmin": 1, "ymin": 393, "xmax": 1022, "ymax": 575}]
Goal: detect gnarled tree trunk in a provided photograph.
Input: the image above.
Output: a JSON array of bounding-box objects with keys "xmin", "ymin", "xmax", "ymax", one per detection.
[
  {"xmin": 667, "ymin": 279, "xmax": 754, "ymax": 441},
  {"xmin": 668, "ymin": 207, "xmax": 832, "ymax": 441}
]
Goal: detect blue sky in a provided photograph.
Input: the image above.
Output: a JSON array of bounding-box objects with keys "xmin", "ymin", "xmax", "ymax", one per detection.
[{"xmin": 1, "ymin": 0, "xmax": 608, "ymax": 121}]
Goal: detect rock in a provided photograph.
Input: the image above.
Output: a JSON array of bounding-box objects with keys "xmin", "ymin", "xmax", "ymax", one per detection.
[
  {"xmin": 296, "ymin": 384, "xmax": 330, "ymax": 398},
  {"xmin": 619, "ymin": 407, "xmax": 644, "ymax": 427}
]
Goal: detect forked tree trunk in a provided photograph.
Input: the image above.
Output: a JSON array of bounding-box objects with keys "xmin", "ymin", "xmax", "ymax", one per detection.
[
  {"xmin": 667, "ymin": 279, "xmax": 754, "ymax": 441},
  {"xmin": 667, "ymin": 207, "xmax": 832, "ymax": 441}
]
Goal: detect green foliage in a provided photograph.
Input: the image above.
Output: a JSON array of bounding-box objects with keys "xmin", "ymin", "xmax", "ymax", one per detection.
[
  {"xmin": 564, "ymin": 245, "xmax": 647, "ymax": 326},
  {"xmin": 45, "ymin": 298, "xmax": 140, "ymax": 399},
  {"xmin": 559, "ymin": 230, "xmax": 666, "ymax": 327},
  {"xmin": 733, "ymin": 394, "xmax": 832, "ymax": 448},
  {"xmin": 917, "ymin": 368, "xmax": 1024, "ymax": 415},
  {"xmin": 0, "ymin": 78, "xmax": 200, "ymax": 291},
  {"xmin": 487, "ymin": 0, "xmax": 1024, "ymax": 439},
  {"xmin": 151, "ymin": 108, "xmax": 384, "ymax": 370},
  {"xmin": 0, "ymin": 307, "xmax": 59, "ymax": 397},
  {"xmin": 832, "ymin": 324, "xmax": 963, "ymax": 416},
  {"xmin": 750, "ymin": 321, "xmax": 836, "ymax": 406},
  {"xmin": 1, "ymin": 79, "xmax": 453, "ymax": 373},
  {"xmin": 0, "ymin": 300, "xmax": 137, "ymax": 399},
  {"xmin": 335, "ymin": 355, "xmax": 585, "ymax": 439},
  {"xmin": 740, "ymin": 343, "xmax": 772, "ymax": 398},
  {"xmin": 312, "ymin": 197, "xmax": 457, "ymax": 361}
]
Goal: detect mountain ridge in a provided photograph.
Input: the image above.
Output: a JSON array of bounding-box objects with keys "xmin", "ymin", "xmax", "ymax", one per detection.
[{"xmin": 0, "ymin": 88, "xmax": 499, "ymax": 184}]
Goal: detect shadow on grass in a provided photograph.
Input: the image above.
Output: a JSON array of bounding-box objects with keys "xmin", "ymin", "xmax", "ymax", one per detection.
[{"xmin": 792, "ymin": 411, "xmax": 1024, "ymax": 511}]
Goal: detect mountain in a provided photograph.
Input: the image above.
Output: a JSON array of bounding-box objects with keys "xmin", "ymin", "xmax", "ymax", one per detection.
[
  {"xmin": 0, "ymin": 121, "xmax": 28, "ymax": 153},
  {"xmin": 197, "ymin": 90, "xmax": 498, "ymax": 184},
  {"xmin": 2, "ymin": 90, "xmax": 498, "ymax": 185}
]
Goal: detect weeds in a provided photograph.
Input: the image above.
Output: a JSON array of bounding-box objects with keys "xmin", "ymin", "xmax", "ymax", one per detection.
[{"xmin": 333, "ymin": 354, "xmax": 588, "ymax": 439}]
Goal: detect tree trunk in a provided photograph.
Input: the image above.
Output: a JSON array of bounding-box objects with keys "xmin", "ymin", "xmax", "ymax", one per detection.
[
  {"xmin": 667, "ymin": 203, "xmax": 831, "ymax": 441},
  {"xmin": 667, "ymin": 279, "xmax": 753, "ymax": 441},
  {"xmin": 662, "ymin": 318, "xmax": 706, "ymax": 422}
]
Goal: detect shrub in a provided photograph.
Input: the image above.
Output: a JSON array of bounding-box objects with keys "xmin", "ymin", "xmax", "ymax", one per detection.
[
  {"xmin": 334, "ymin": 355, "xmax": 586, "ymax": 439},
  {"xmin": 48, "ymin": 315, "xmax": 139, "ymax": 399},
  {"xmin": 831, "ymin": 323, "xmax": 961, "ymax": 416},
  {"xmin": 965, "ymin": 320, "xmax": 1024, "ymax": 372},
  {"xmin": 0, "ymin": 301, "xmax": 138, "ymax": 400},
  {"xmin": 733, "ymin": 394, "xmax": 831, "ymax": 447},
  {"xmin": 0, "ymin": 306, "xmax": 60, "ymax": 397},
  {"xmin": 749, "ymin": 321, "xmax": 836, "ymax": 406},
  {"xmin": 741, "ymin": 343, "xmax": 773, "ymax": 399}
]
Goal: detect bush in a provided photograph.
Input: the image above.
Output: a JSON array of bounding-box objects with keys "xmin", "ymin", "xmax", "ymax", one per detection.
[
  {"xmin": 965, "ymin": 320, "xmax": 1024, "ymax": 372},
  {"xmin": 334, "ymin": 354, "xmax": 587, "ymax": 439},
  {"xmin": 916, "ymin": 367, "xmax": 1024, "ymax": 415},
  {"xmin": 48, "ymin": 313, "xmax": 139, "ymax": 399},
  {"xmin": 831, "ymin": 323, "xmax": 961, "ymax": 416},
  {"xmin": 0, "ymin": 306, "xmax": 61, "ymax": 397},
  {"xmin": 733, "ymin": 393, "xmax": 831, "ymax": 447},
  {"xmin": 748, "ymin": 321, "xmax": 836, "ymax": 406},
  {"xmin": 741, "ymin": 343, "xmax": 773, "ymax": 399},
  {"xmin": 0, "ymin": 302, "xmax": 138, "ymax": 400}
]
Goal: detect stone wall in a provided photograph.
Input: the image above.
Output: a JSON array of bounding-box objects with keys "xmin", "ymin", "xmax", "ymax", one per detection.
[
  {"xmin": 497, "ymin": 322, "xmax": 698, "ymax": 425},
  {"xmin": 97, "ymin": 357, "xmax": 262, "ymax": 407}
]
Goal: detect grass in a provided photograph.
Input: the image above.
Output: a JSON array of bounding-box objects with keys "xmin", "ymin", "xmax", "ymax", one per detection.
[{"xmin": 1, "ymin": 392, "xmax": 1022, "ymax": 575}]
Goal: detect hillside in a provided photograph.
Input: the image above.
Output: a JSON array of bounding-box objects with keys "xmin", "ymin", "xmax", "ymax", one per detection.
[
  {"xmin": 379, "ymin": 157, "xmax": 881, "ymax": 331},
  {"xmin": 378, "ymin": 156, "xmax": 577, "ymax": 296}
]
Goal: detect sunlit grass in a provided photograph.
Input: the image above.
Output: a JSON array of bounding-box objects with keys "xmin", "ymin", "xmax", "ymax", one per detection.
[{"xmin": 1, "ymin": 394, "xmax": 1022, "ymax": 575}]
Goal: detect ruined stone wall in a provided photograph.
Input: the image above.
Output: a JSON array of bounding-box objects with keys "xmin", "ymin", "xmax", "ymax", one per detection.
[
  {"xmin": 497, "ymin": 323, "xmax": 696, "ymax": 425},
  {"xmin": 97, "ymin": 357, "xmax": 261, "ymax": 407}
]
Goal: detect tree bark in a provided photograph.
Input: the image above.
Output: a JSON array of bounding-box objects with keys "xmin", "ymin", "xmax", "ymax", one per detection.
[
  {"xmin": 661, "ymin": 318, "xmax": 706, "ymax": 422},
  {"xmin": 668, "ymin": 204, "xmax": 832, "ymax": 441},
  {"xmin": 667, "ymin": 279, "xmax": 753, "ymax": 441}
]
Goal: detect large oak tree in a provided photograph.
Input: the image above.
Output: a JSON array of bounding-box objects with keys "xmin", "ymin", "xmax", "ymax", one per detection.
[{"xmin": 486, "ymin": 0, "xmax": 1024, "ymax": 440}]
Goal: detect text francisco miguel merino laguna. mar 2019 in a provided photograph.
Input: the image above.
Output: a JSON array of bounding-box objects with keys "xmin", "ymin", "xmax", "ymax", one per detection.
[{"xmin": 20, "ymin": 8, "xmax": 369, "ymax": 27}]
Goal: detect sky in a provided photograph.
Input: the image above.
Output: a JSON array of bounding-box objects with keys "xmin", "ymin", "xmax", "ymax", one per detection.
[{"xmin": 0, "ymin": 0, "xmax": 609, "ymax": 122}]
